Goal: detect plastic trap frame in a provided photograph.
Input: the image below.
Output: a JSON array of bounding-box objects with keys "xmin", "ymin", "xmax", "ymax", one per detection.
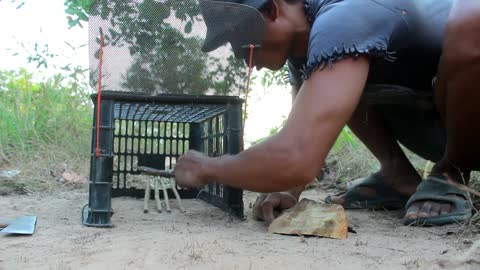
[
  {"xmin": 84, "ymin": 91, "xmax": 244, "ymax": 227},
  {"xmin": 83, "ymin": 0, "xmax": 258, "ymax": 227}
]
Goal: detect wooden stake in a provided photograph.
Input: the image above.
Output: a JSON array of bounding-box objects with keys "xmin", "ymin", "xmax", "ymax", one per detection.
[
  {"xmin": 143, "ymin": 178, "xmax": 150, "ymax": 213},
  {"xmin": 169, "ymin": 178, "xmax": 186, "ymax": 213},
  {"xmin": 160, "ymin": 178, "xmax": 171, "ymax": 212},
  {"xmin": 154, "ymin": 178, "xmax": 162, "ymax": 213}
]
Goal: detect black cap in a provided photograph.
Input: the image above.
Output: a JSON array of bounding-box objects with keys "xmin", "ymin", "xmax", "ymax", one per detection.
[{"xmin": 199, "ymin": 0, "xmax": 268, "ymax": 53}]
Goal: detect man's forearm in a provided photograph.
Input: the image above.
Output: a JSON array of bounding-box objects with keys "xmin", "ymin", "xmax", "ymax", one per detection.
[
  {"xmin": 203, "ymin": 84, "xmax": 305, "ymax": 193},
  {"xmin": 181, "ymin": 58, "xmax": 369, "ymax": 193},
  {"xmin": 292, "ymin": 84, "xmax": 301, "ymax": 103},
  {"xmin": 203, "ymin": 133, "xmax": 314, "ymax": 193}
]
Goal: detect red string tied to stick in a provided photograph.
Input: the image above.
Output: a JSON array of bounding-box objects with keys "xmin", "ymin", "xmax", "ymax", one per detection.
[
  {"xmin": 95, "ymin": 33, "xmax": 105, "ymax": 158},
  {"xmin": 241, "ymin": 44, "xmax": 256, "ymax": 151}
]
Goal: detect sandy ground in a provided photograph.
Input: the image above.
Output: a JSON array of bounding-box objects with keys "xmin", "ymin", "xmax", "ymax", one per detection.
[{"xmin": 1, "ymin": 188, "xmax": 479, "ymax": 270}]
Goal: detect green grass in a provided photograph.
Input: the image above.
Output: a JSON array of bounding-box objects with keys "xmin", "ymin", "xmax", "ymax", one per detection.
[{"xmin": 0, "ymin": 69, "xmax": 92, "ymax": 162}]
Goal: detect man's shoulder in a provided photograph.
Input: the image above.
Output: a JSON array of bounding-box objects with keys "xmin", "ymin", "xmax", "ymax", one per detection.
[
  {"xmin": 306, "ymin": 0, "xmax": 452, "ymax": 25},
  {"xmin": 306, "ymin": 0, "xmax": 404, "ymax": 23}
]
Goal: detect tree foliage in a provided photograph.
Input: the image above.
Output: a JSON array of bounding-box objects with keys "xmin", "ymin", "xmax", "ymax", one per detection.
[
  {"xmin": 64, "ymin": 0, "xmax": 93, "ymax": 28},
  {"xmin": 65, "ymin": 0, "xmax": 246, "ymax": 96},
  {"xmin": 260, "ymin": 65, "xmax": 290, "ymax": 88}
]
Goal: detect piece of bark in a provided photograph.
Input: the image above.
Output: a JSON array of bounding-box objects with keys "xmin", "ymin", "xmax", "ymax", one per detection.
[
  {"xmin": 61, "ymin": 171, "xmax": 87, "ymax": 184},
  {"xmin": 268, "ymin": 199, "xmax": 348, "ymax": 240}
]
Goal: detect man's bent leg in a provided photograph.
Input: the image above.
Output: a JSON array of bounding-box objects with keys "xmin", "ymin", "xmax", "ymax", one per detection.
[
  {"xmin": 329, "ymin": 103, "xmax": 422, "ymax": 205},
  {"xmin": 405, "ymin": 0, "xmax": 480, "ymax": 221}
]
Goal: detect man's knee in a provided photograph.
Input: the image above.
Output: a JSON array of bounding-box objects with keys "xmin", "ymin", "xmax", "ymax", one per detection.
[
  {"xmin": 443, "ymin": 1, "xmax": 480, "ymax": 63},
  {"xmin": 435, "ymin": 1, "xmax": 480, "ymax": 113}
]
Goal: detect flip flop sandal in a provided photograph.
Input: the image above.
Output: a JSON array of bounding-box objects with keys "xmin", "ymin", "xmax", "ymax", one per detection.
[
  {"xmin": 403, "ymin": 176, "xmax": 473, "ymax": 226},
  {"xmin": 324, "ymin": 174, "xmax": 411, "ymax": 210}
]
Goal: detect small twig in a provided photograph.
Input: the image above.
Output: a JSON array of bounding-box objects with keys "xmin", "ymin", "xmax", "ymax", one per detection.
[
  {"xmin": 160, "ymin": 178, "xmax": 171, "ymax": 212},
  {"xmin": 138, "ymin": 166, "xmax": 174, "ymax": 177},
  {"xmin": 169, "ymin": 178, "xmax": 185, "ymax": 213},
  {"xmin": 154, "ymin": 178, "xmax": 162, "ymax": 213},
  {"xmin": 387, "ymin": 248, "xmax": 407, "ymax": 254},
  {"xmin": 296, "ymin": 232, "xmax": 306, "ymax": 243},
  {"xmin": 139, "ymin": 167, "xmax": 187, "ymax": 214},
  {"xmin": 144, "ymin": 178, "xmax": 151, "ymax": 213}
]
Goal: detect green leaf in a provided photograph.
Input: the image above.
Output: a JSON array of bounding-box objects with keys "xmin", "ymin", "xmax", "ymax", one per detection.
[
  {"xmin": 184, "ymin": 21, "xmax": 192, "ymax": 34},
  {"xmin": 65, "ymin": 7, "xmax": 77, "ymax": 15},
  {"xmin": 78, "ymin": 12, "xmax": 88, "ymax": 21},
  {"xmin": 68, "ymin": 18, "xmax": 77, "ymax": 28}
]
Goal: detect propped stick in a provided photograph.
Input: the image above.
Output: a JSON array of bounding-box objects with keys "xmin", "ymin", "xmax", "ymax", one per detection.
[
  {"xmin": 160, "ymin": 178, "xmax": 171, "ymax": 212},
  {"xmin": 169, "ymin": 178, "xmax": 186, "ymax": 212},
  {"xmin": 144, "ymin": 178, "xmax": 151, "ymax": 213},
  {"xmin": 138, "ymin": 166, "xmax": 174, "ymax": 177},
  {"xmin": 154, "ymin": 178, "xmax": 162, "ymax": 213}
]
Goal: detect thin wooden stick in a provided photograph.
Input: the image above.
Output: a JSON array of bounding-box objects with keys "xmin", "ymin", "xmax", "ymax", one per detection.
[
  {"xmin": 154, "ymin": 178, "xmax": 162, "ymax": 213},
  {"xmin": 169, "ymin": 178, "xmax": 186, "ymax": 212},
  {"xmin": 143, "ymin": 178, "xmax": 150, "ymax": 213},
  {"xmin": 160, "ymin": 178, "xmax": 171, "ymax": 212},
  {"xmin": 138, "ymin": 166, "xmax": 174, "ymax": 177}
]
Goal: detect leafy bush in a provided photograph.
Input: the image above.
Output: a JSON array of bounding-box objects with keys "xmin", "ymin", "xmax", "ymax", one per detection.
[{"xmin": 0, "ymin": 69, "xmax": 92, "ymax": 159}]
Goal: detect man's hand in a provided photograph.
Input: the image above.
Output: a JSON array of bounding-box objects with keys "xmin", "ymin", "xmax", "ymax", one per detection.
[
  {"xmin": 175, "ymin": 150, "xmax": 211, "ymax": 189},
  {"xmin": 252, "ymin": 192, "xmax": 299, "ymax": 224}
]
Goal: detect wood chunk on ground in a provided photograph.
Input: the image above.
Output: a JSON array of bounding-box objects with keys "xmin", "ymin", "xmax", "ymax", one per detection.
[{"xmin": 268, "ymin": 198, "xmax": 348, "ymax": 239}]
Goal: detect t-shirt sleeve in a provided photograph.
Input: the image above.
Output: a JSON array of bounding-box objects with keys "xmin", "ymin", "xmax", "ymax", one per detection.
[{"xmin": 302, "ymin": 0, "xmax": 408, "ymax": 80}]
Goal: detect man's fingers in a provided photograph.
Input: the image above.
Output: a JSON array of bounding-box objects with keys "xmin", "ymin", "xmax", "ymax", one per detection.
[
  {"xmin": 261, "ymin": 200, "xmax": 278, "ymax": 224},
  {"xmin": 252, "ymin": 206, "xmax": 264, "ymax": 221},
  {"xmin": 252, "ymin": 194, "xmax": 268, "ymax": 221},
  {"xmin": 253, "ymin": 194, "xmax": 268, "ymax": 208},
  {"xmin": 252, "ymin": 193, "xmax": 297, "ymax": 223}
]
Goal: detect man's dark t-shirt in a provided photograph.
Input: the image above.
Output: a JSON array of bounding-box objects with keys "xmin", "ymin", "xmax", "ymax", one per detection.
[{"xmin": 288, "ymin": 0, "xmax": 453, "ymax": 91}]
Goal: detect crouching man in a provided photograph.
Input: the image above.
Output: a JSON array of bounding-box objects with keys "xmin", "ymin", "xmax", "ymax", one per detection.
[{"xmin": 175, "ymin": 0, "xmax": 480, "ymax": 226}]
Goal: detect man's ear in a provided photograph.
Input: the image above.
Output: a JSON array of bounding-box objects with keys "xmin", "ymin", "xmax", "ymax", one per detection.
[{"xmin": 260, "ymin": 0, "xmax": 279, "ymax": 22}]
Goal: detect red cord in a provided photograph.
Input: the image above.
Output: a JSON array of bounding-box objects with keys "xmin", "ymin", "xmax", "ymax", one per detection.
[
  {"xmin": 95, "ymin": 33, "xmax": 105, "ymax": 158},
  {"xmin": 241, "ymin": 44, "xmax": 255, "ymax": 150}
]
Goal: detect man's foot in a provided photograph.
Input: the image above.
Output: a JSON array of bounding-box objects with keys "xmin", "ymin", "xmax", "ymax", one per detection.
[
  {"xmin": 403, "ymin": 175, "xmax": 472, "ymax": 226},
  {"xmin": 327, "ymin": 170, "xmax": 420, "ymax": 209}
]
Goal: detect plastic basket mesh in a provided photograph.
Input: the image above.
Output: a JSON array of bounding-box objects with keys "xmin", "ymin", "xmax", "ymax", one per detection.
[{"xmin": 88, "ymin": 0, "xmax": 263, "ymax": 96}]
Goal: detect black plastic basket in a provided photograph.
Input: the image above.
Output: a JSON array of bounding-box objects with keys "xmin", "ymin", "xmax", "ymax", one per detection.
[{"xmin": 83, "ymin": 91, "xmax": 244, "ymax": 227}]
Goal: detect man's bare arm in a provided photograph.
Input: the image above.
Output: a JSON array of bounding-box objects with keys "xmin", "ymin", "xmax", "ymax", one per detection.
[
  {"xmin": 292, "ymin": 84, "xmax": 301, "ymax": 103},
  {"xmin": 175, "ymin": 57, "xmax": 369, "ymax": 192}
]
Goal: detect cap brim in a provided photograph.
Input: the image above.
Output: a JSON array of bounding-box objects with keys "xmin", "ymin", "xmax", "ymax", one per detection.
[
  {"xmin": 201, "ymin": 33, "xmax": 228, "ymax": 53},
  {"xmin": 199, "ymin": 0, "xmax": 265, "ymax": 53}
]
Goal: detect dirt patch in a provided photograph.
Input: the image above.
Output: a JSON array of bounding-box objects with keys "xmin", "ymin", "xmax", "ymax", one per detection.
[
  {"xmin": 429, "ymin": 239, "xmax": 480, "ymax": 270},
  {"xmin": 0, "ymin": 179, "xmax": 30, "ymax": 196},
  {"xmin": 0, "ymin": 157, "xmax": 89, "ymax": 197},
  {"xmin": 1, "ymin": 188, "xmax": 478, "ymax": 270}
]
